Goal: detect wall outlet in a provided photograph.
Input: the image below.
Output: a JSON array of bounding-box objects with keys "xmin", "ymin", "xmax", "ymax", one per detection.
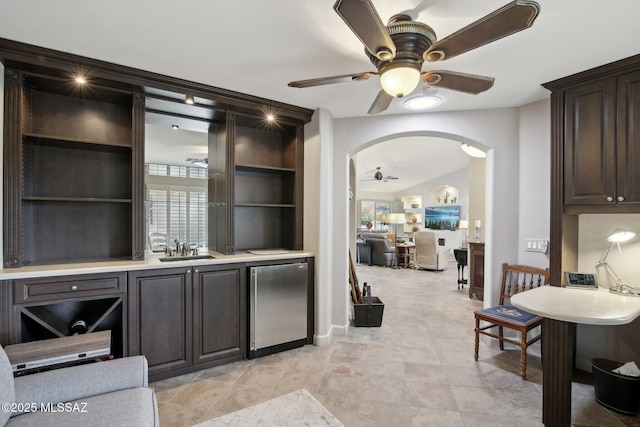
[{"xmin": 526, "ymin": 239, "xmax": 549, "ymax": 253}]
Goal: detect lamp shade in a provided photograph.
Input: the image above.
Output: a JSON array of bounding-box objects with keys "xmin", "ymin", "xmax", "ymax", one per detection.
[
  {"xmin": 387, "ymin": 213, "xmax": 406, "ymax": 225},
  {"xmin": 380, "ymin": 65, "xmax": 420, "ymax": 98},
  {"xmin": 607, "ymin": 228, "xmax": 636, "ymax": 243},
  {"xmin": 459, "ymin": 220, "xmax": 469, "ymax": 229}
]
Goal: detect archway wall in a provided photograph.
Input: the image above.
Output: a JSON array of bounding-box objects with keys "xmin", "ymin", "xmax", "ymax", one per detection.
[{"xmin": 331, "ymin": 108, "xmax": 521, "ymax": 329}]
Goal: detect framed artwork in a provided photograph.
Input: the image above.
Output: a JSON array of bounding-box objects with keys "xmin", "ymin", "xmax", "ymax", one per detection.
[{"xmin": 424, "ymin": 205, "xmax": 460, "ymax": 231}]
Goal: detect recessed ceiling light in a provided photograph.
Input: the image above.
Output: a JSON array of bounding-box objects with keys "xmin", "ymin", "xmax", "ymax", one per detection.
[
  {"xmin": 185, "ymin": 94, "xmax": 195, "ymax": 105},
  {"xmin": 460, "ymin": 143, "xmax": 486, "ymax": 158},
  {"xmin": 171, "ymin": 124, "xmax": 179, "ymax": 129},
  {"xmin": 403, "ymin": 95, "xmax": 441, "ymax": 111},
  {"xmin": 74, "ymin": 76, "xmax": 87, "ymax": 84},
  {"xmin": 266, "ymin": 114, "xmax": 275, "ymax": 122}
]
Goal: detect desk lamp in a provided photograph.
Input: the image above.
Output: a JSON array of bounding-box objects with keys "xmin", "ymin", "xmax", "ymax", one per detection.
[{"xmin": 598, "ymin": 228, "xmax": 638, "ymax": 296}]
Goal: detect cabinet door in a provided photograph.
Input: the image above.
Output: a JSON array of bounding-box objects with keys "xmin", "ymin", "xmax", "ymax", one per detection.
[
  {"xmin": 468, "ymin": 243, "xmax": 484, "ymax": 299},
  {"xmin": 193, "ymin": 266, "xmax": 245, "ymax": 364},
  {"xmin": 128, "ymin": 268, "xmax": 192, "ymax": 376},
  {"xmin": 617, "ymin": 70, "xmax": 640, "ymax": 205},
  {"xmin": 564, "ymin": 77, "xmax": 617, "ymax": 206}
]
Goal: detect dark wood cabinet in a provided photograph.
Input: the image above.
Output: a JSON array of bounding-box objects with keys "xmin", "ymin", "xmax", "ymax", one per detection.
[
  {"xmin": 3, "ymin": 68, "xmax": 144, "ymax": 267},
  {"xmin": 128, "ymin": 264, "xmax": 245, "ymax": 380},
  {"xmin": 9, "ymin": 272, "xmax": 127, "ymax": 358},
  {"xmin": 468, "ymin": 242, "xmax": 484, "ymax": 299},
  {"xmin": 128, "ymin": 268, "xmax": 193, "ymax": 378},
  {"xmin": 193, "ymin": 265, "xmax": 245, "ymax": 365},
  {"xmin": 558, "ymin": 67, "xmax": 640, "ymax": 212},
  {"xmin": 543, "ymin": 53, "xmax": 640, "ymax": 427}
]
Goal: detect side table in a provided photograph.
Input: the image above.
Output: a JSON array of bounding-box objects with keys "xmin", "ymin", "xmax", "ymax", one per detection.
[
  {"xmin": 356, "ymin": 241, "xmax": 373, "ymax": 266},
  {"xmin": 395, "ymin": 243, "xmax": 415, "ymax": 269}
]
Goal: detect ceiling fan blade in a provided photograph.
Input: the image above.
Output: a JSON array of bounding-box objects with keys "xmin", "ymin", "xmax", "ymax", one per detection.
[
  {"xmin": 288, "ymin": 72, "xmax": 375, "ymax": 88},
  {"xmin": 368, "ymin": 90, "xmax": 393, "ymax": 114},
  {"xmin": 422, "ymin": 70, "xmax": 494, "ymax": 94},
  {"xmin": 424, "ymin": 0, "xmax": 540, "ymax": 62},
  {"xmin": 333, "ymin": 0, "xmax": 396, "ymax": 61}
]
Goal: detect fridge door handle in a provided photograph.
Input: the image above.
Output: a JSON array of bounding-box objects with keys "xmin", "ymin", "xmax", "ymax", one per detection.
[{"xmin": 251, "ymin": 270, "xmax": 257, "ymax": 351}]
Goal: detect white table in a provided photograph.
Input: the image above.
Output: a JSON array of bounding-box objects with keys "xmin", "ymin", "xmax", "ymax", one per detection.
[
  {"xmin": 512, "ymin": 286, "xmax": 640, "ymax": 325},
  {"xmin": 511, "ymin": 286, "xmax": 640, "ymax": 426}
]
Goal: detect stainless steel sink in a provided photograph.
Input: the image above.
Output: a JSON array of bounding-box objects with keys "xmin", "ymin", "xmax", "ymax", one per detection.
[{"xmin": 159, "ymin": 255, "xmax": 215, "ymax": 262}]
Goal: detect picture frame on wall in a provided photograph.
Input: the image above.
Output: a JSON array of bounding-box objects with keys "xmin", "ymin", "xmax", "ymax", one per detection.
[{"xmin": 424, "ymin": 205, "xmax": 460, "ymax": 231}]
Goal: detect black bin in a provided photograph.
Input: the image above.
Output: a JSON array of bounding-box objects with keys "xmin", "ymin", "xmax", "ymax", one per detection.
[
  {"xmin": 592, "ymin": 358, "xmax": 640, "ymax": 415},
  {"xmin": 353, "ymin": 296, "xmax": 384, "ymax": 327}
]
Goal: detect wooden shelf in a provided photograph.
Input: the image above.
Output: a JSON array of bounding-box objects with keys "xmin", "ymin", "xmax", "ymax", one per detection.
[
  {"xmin": 23, "ymin": 132, "xmax": 132, "ymax": 149},
  {"xmin": 23, "ymin": 196, "xmax": 132, "ymax": 203},
  {"xmin": 235, "ymin": 164, "xmax": 295, "ymax": 174},
  {"xmin": 235, "ymin": 203, "xmax": 295, "ymax": 208}
]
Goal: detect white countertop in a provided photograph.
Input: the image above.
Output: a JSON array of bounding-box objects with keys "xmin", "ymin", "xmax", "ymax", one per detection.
[
  {"xmin": 511, "ymin": 286, "xmax": 640, "ymax": 325},
  {"xmin": 0, "ymin": 250, "xmax": 315, "ymax": 280}
]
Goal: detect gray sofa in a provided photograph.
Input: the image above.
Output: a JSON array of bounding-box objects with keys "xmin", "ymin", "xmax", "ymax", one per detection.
[
  {"xmin": 0, "ymin": 344, "xmax": 158, "ymax": 427},
  {"xmin": 360, "ymin": 232, "xmax": 396, "ymax": 267}
]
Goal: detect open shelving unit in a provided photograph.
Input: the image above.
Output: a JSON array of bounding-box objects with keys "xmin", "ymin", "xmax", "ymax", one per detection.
[
  {"xmin": 4, "ymin": 70, "xmax": 143, "ymax": 267},
  {"xmin": 233, "ymin": 114, "xmax": 302, "ymax": 252}
]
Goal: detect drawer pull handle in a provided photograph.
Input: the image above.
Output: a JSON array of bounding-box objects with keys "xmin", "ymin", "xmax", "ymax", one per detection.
[
  {"xmin": 618, "ymin": 196, "xmax": 625, "ymax": 202},
  {"xmin": 605, "ymin": 196, "xmax": 614, "ymax": 202},
  {"xmin": 70, "ymin": 285, "xmax": 78, "ymax": 291}
]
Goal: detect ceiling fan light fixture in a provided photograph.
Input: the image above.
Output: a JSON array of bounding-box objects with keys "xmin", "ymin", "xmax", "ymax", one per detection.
[
  {"xmin": 460, "ymin": 143, "xmax": 486, "ymax": 158},
  {"xmin": 185, "ymin": 94, "xmax": 195, "ymax": 105},
  {"xmin": 403, "ymin": 95, "xmax": 441, "ymax": 111},
  {"xmin": 379, "ymin": 63, "xmax": 421, "ymax": 98}
]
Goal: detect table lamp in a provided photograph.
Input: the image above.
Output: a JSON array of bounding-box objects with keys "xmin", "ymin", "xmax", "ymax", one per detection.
[
  {"xmin": 459, "ymin": 220, "xmax": 469, "ymax": 248},
  {"xmin": 598, "ymin": 228, "xmax": 638, "ymax": 296}
]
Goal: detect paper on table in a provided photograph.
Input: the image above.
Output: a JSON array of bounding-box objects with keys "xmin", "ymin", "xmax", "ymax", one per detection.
[{"xmin": 613, "ymin": 361, "xmax": 640, "ymax": 377}]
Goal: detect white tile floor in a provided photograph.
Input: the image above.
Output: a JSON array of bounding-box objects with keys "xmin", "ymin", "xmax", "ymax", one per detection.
[{"xmin": 152, "ymin": 260, "xmax": 638, "ymax": 426}]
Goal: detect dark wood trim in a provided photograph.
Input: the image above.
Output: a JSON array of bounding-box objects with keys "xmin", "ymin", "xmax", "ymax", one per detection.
[
  {"xmin": 543, "ymin": 52, "xmax": 640, "ymax": 92},
  {"xmin": 131, "ymin": 92, "xmax": 145, "ymax": 260},
  {"xmin": 295, "ymin": 125, "xmax": 305, "ymax": 250},
  {"xmin": 226, "ymin": 112, "xmax": 236, "ymax": 255},
  {"xmin": 0, "ymin": 38, "xmax": 314, "ymax": 124},
  {"xmin": 548, "ymin": 90, "xmax": 564, "ymax": 287},
  {"xmin": 3, "ymin": 67, "xmax": 22, "ymax": 268},
  {"xmin": 542, "ymin": 319, "xmax": 575, "ymax": 427}
]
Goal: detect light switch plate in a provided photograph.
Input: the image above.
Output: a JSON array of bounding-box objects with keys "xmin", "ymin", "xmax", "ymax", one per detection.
[{"xmin": 525, "ymin": 239, "xmax": 549, "ymax": 253}]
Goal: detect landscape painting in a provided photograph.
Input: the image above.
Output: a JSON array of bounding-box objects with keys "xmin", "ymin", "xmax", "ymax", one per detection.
[{"xmin": 424, "ymin": 205, "xmax": 460, "ymax": 231}]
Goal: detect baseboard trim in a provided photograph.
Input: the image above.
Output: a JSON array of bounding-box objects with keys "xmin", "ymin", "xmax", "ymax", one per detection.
[{"xmin": 314, "ymin": 323, "xmax": 348, "ymax": 346}]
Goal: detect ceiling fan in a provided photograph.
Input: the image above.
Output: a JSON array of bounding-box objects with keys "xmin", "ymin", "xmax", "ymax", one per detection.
[
  {"xmin": 289, "ymin": 0, "xmax": 540, "ymax": 114},
  {"xmin": 362, "ymin": 167, "xmax": 399, "ymax": 182}
]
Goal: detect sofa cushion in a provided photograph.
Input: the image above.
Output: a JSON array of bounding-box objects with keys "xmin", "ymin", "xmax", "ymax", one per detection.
[
  {"xmin": 0, "ymin": 345, "xmax": 15, "ymax": 426},
  {"xmin": 6, "ymin": 386, "xmax": 158, "ymax": 427}
]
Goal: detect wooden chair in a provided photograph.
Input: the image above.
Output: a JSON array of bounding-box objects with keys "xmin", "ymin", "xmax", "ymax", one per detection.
[{"xmin": 474, "ymin": 263, "xmax": 550, "ymax": 379}]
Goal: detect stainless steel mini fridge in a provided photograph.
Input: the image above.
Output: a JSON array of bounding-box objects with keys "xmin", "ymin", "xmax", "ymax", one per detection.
[{"xmin": 249, "ymin": 263, "xmax": 308, "ymax": 358}]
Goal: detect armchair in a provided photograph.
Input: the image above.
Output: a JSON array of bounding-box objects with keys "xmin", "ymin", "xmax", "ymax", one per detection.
[
  {"xmin": 414, "ymin": 231, "xmax": 450, "ymax": 271},
  {"xmin": 0, "ymin": 344, "xmax": 158, "ymax": 426}
]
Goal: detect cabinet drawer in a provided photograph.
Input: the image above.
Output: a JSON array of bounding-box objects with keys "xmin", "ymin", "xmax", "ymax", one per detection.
[{"xmin": 13, "ymin": 273, "xmax": 126, "ymax": 303}]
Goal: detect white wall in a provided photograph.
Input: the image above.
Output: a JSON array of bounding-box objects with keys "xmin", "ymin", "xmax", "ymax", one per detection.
[
  {"xmin": 331, "ymin": 108, "xmax": 521, "ymax": 330},
  {"xmin": 517, "ymin": 100, "xmax": 551, "ymax": 268},
  {"xmin": 575, "ymin": 214, "xmax": 640, "ymax": 371},
  {"xmin": 303, "ymin": 108, "xmax": 339, "ymax": 345},
  {"xmin": 397, "ymin": 167, "xmax": 469, "ymax": 249}
]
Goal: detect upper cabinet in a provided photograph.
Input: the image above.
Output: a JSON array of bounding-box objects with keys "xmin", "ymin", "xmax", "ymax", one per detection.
[
  {"xmin": 1, "ymin": 38, "xmax": 312, "ymax": 267},
  {"xmin": 544, "ymin": 53, "xmax": 640, "ymax": 285},
  {"xmin": 546, "ymin": 57, "xmax": 640, "ymax": 214}
]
